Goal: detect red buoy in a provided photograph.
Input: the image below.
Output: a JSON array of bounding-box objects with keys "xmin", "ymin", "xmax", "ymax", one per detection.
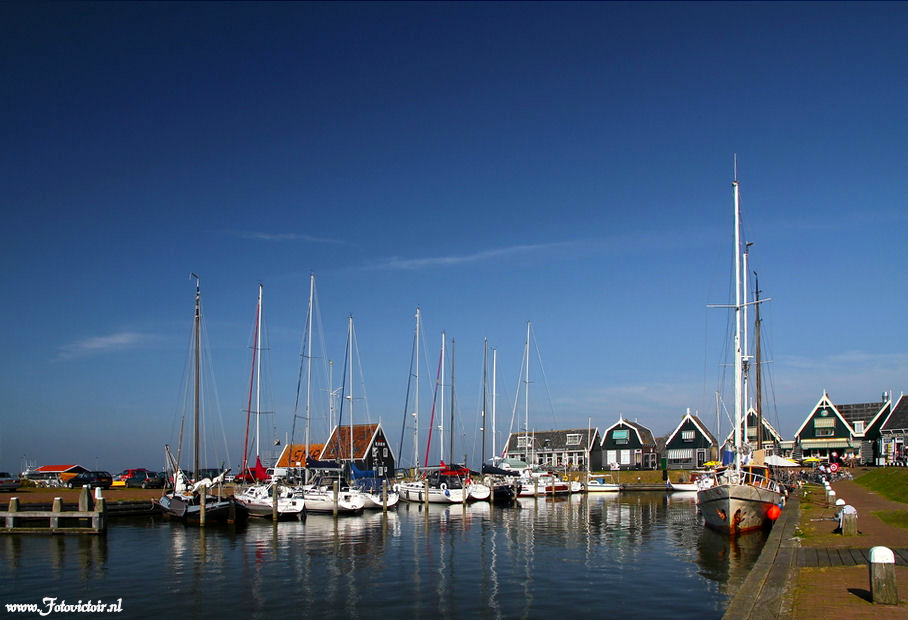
[{"xmin": 767, "ymin": 504, "xmax": 782, "ymax": 521}]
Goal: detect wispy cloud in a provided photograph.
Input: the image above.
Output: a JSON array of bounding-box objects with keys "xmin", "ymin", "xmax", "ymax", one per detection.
[
  {"xmin": 369, "ymin": 241, "xmax": 580, "ymax": 271},
  {"xmin": 57, "ymin": 331, "xmax": 149, "ymax": 360},
  {"xmin": 224, "ymin": 230, "xmax": 346, "ymax": 245}
]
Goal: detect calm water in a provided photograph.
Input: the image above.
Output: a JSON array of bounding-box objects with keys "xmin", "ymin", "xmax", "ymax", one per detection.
[{"xmin": 1, "ymin": 492, "xmax": 767, "ymax": 619}]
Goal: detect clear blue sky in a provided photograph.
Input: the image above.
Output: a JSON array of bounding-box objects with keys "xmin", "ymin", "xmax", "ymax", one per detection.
[{"xmin": 2, "ymin": 2, "xmax": 905, "ymax": 474}]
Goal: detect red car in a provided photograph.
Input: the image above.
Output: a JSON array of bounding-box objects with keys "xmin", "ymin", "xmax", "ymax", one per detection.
[{"xmin": 116, "ymin": 468, "xmax": 150, "ymax": 482}]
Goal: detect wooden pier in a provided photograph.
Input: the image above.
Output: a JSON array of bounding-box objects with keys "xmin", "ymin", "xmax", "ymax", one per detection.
[{"xmin": 1, "ymin": 488, "xmax": 107, "ymax": 535}]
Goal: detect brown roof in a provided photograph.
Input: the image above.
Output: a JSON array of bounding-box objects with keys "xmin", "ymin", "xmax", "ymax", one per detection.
[
  {"xmin": 320, "ymin": 424, "xmax": 381, "ymax": 460},
  {"xmin": 275, "ymin": 444, "xmax": 325, "ymax": 468}
]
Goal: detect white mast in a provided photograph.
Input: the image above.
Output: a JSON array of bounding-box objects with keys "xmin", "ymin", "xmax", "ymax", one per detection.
[
  {"xmin": 255, "ymin": 282, "xmax": 263, "ymax": 460},
  {"xmin": 492, "ymin": 347, "xmax": 497, "ymax": 459},
  {"xmin": 524, "ymin": 321, "xmax": 531, "ymax": 463},
  {"xmin": 742, "ymin": 243, "xmax": 751, "ymax": 453},
  {"xmin": 413, "ymin": 308, "xmax": 420, "ymax": 471},
  {"xmin": 304, "ymin": 274, "xmax": 314, "ymax": 482},
  {"xmin": 440, "ymin": 331, "xmax": 446, "ymax": 464}
]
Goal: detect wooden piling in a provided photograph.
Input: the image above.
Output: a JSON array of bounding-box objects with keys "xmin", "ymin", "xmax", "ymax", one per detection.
[
  {"xmin": 842, "ymin": 512, "xmax": 857, "ymax": 536},
  {"xmin": 6, "ymin": 497, "xmax": 18, "ymax": 528},
  {"xmin": 870, "ymin": 546, "xmax": 899, "ymax": 605},
  {"xmin": 200, "ymin": 489, "xmax": 207, "ymax": 527},
  {"xmin": 382, "ymin": 480, "xmax": 388, "ymax": 513},
  {"xmin": 272, "ymin": 484, "xmax": 278, "ymax": 522},
  {"xmin": 78, "ymin": 486, "xmax": 89, "ymax": 512},
  {"xmin": 333, "ymin": 480, "xmax": 339, "ymax": 517},
  {"xmin": 51, "ymin": 497, "xmax": 62, "ymax": 529},
  {"xmin": 423, "ymin": 479, "xmax": 429, "ymax": 507}
]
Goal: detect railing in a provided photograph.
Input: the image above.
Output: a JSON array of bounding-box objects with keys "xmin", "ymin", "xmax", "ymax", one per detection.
[{"xmin": 699, "ymin": 469, "xmax": 783, "ymax": 494}]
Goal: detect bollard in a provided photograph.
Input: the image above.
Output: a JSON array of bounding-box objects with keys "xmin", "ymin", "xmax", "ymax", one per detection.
[
  {"xmin": 94, "ymin": 496, "xmax": 106, "ymax": 532},
  {"xmin": 826, "ymin": 489, "xmax": 836, "ymax": 506},
  {"xmin": 51, "ymin": 497, "xmax": 62, "ymax": 529},
  {"xmin": 842, "ymin": 509, "xmax": 858, "ymax": 536},
  {"xmin": 7, "ymin": 497, "xmax": 18, "ymax": 528},
  {"xmin": 870, "ymin": 546, "xmax": 899, "ymax": 605},
  {"xmin": 79, "ymin": 486, "xmax": 89, "ymax": 512}
]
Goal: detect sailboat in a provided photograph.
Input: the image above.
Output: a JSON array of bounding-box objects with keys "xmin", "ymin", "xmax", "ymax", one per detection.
[
  {"xmin": 234, "ymin": 283, "xmax": 305, "ymax": 519},
  {"xmin": 696, "ymin": 172, "xmax": 784, "ymax": 535},
  {"xmin": 478, "ymin": 340, "xmax": 518, "ymax": 503},
  {"xmin": 156, "ymin": 275, "xmax": 248, "ymax": 524},
  {"xmin": 398, "ymin": 328, "xmax": 476, "ymax": 504},
  {"xmin": 300, "ymin": 315, "xmax": 366, "ymax": 515}
]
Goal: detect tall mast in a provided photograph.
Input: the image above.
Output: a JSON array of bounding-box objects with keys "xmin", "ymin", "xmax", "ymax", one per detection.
[
  {"xmin": 482, "ymin": 338, "xmax": 488, "ymax": 467},
  {"xmin": 524, "ymin": 321, "xmax": 531, "ymax": 463},
  {"xmin": 742, "ymin": 244, "xmax": 751, "ymax": 455},
  {"xmin": 450, "ymin": 338, "xmax": 455, "ymax": 464},
  {"xmin": 192, "ymin": 273, "xmax": 201, "ymax": 481},
  {"xmin": 440, "ymin": 332, "xmax": 445, "ymax": 463},
  {"xmin": 733, "ymin": 177, "xmax": 743, "ymax": 473},
  {"xmin": 305, "ymin": 274, "xmax": 314, "ymax": 482},
  {"xmin": 413, "ymin": 308, "xmax": 420, "ymax": 471},
  {"xmin": 348, "ymin": 315, "xmax": 354, "ymax": 468},
  {"xmin": 255, "ymin": 283, "xmax": 263, "ymax": 460},
  {"xmin": 492, "ymin": 347, "xmax": 497, "ymax": 459},
  {"xmin": 242, "ymin": 284, "xmax": 260, "ymax": 478},
  {"xmin": 754, "ymin": 272, "xmax": 764, "ymax": 449}
]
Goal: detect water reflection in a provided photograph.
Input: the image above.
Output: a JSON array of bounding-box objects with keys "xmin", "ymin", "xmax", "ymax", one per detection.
[{"xmin": 0, "ymin": 494, "xmax": 765, "ymax": 619}]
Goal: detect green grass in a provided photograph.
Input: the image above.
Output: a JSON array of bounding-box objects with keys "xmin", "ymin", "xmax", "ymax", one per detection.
[
  {"xmin": 854, "ymin": 468, "xmax": 908, "ymax": 504},
  {"xmin": 875, "ymin": 510, "xmax": 908, "ymax": 531}
]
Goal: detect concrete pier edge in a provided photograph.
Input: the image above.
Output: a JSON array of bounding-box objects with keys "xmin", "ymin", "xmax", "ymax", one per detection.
[{"xmin": 723, "ymin": 497, "xmax": 800, "ymax": 620}]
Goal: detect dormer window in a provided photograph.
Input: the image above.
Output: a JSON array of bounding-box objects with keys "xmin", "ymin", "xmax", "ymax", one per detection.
[
  {"xmin": 853, "ymin": 421, "xmax": 865, "ymax": 434},
  {"xmin": 612, "ymin": 430, "xmax": 629, "ymax": 445},
  {"xmin": 681, "ymin": 430, "xmax": 695, "ymax": 442},
  {"xmin": 566, "ymin": 433, "xmax": 581, "ymax": 446}
]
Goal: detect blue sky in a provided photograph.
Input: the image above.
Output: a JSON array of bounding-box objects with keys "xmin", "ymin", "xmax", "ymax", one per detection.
[{"xmin": 2, "ymin": 2, "xmax": 906, "ymax": 474}]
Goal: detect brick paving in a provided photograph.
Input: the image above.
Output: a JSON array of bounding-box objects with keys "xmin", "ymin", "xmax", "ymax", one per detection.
[{"xmin": 790, "ymin": 477, "xmax": 908, "ymax": 618}]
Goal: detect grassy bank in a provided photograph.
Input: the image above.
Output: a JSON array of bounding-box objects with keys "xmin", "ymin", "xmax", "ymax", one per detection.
[{"xmin": 854, "ymin": 467, "xmax": 908, "ymax": 504}]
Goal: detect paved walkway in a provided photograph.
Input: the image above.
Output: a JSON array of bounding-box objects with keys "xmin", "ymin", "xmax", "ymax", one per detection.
[{"xmin": 723, "ymin": 475, "xmax": 908, "ymax": 619}]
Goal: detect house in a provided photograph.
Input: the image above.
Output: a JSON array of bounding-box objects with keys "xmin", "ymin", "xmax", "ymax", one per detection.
[
  {"xmin": 600, "ymin": 417, "xmax": 658, "ymax": 470},
  {"xmin": 664, "ymin": 411, "xmax": 717, "ymax": 469},
  {"xmin": 26, "ymin": 464, "xmax": 89, "ymax": 484},
  {"xmin": 502, "ymin": 428, "xmax": 602, "ymax": 470},
  {"xmin": 792, "ymin": 391, "xmax": 889, "ymax": 463},
  {"xmin": 274, "ymin": 443, "xmax": 326, "ymax": 470},
  {"xmin": 878, "ymin": 393, "xmax": 908, "ymax": 465},
  {"xmin": 726, "ymin": 407, "xmax": 784, "ymax": 455},
  {"xmin": 319, "ymin": 423, "xmax": 395, "ymax": 477}
]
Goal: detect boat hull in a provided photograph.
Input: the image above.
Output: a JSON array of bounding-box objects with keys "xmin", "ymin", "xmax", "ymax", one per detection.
[
  {"xmin": 156, "ymin": 493, "xmax": 248, "ymax": 524},
  {"xmin": 302, "ymin": 489, "xmax": 365, "ymax": 514},
  {"xmin": 361, "ymin": 491, "xmax": 400, "ymax": 510},
  {"xmin": 397, "ymin": 482, "xmax": 465, "ymax": 504},
  {"xmin": 697, "ymin": 483, "xmax": 782, "ymax": 534}
]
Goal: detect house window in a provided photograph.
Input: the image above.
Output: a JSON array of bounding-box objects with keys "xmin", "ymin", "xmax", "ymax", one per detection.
[
  {"xmin": 612, "ymin": 429, "xmax": 629, "ymax": 445},
  {"xmin": 566, "ymin": 434, "xmax": 581, "ymax": 446},
  {"xmin": 517, "ymin": 436, "xmax": 529, "ymax": 448},
  {"xmin": 853, "ymin": 421, "xmax": 865, "ymax": 434},
  {"xmin": 681, "ymin": 430, "xmax": 695, "ymax": 442},
  {"xmin": 383, "ymin": 447, "xmax": 388, "ymax": 458},
  {"xmin": 816, "ymin": 428, "xmax": 835, "ymax": 437}
]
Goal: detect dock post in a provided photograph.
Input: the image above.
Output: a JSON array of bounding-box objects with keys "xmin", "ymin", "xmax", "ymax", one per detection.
[
  {"xmin": 870, "ymin": 546, "xmax": 899, "ymax": 605},
  {"xmin": 272, "ymin": 484, "xmax": 278, "ymax": 522},
  {"xmin": 94, "ymin": 496, "xmax": 106, "ymax": 532},
  {"xmin": 333, "ymin": 480, "xmax": 339, "ymax": 517},
  {"xmin": 79, "ymin": 485, "xmax": 89, "ymax": 512},
  {"xmin": 7, "ymin": 497, "xmax": 18, "ymax": 528},
  {"xmin": 51, "ymin": 497, "xmax": 62, "ymax": 530},
  {"xmin": 382, "ymin": 480, "xmax": 388, "ymax": 513},
  {"xmin": 424, "ymin": 479, "xmax": 429, "ymax": 507},
  {"xmin": 200, "ymin": 489, "xmax": 207, "ymax": 527}
]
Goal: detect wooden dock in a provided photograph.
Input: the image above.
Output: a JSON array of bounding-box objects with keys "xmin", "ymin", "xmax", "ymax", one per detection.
[{"xmin": 1, "ymin": 490, "xmax": 107, "ymax": 535}]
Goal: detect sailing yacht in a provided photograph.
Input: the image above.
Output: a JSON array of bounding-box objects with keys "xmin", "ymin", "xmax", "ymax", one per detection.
[
  {"xmin": 696, "ymin": 174, "xmax": 784, "ymax": 534},
  {"xmin": 157, "ymin": 276, "xmax": 248, "ymax": 524}
]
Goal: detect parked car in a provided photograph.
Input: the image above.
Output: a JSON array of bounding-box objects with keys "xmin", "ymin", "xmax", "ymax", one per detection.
[
  {"xmin": 0, "ymin": 472, "xmax": 20, "ymax": 492},
  {"xmin": 116, "ymin": 468, "xmax": 150, "ymax": 482},
  {"xmin": 125, "ymin": 471, "xmax": 163, "ymax": 489},
  {"xmin": 66, "ymin": 471, "xmax": 113, "ymax": 489}
]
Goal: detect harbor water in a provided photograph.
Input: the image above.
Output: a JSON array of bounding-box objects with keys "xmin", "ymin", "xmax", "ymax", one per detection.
[{"xmin": 1, "ymin": 492, "xmax": 767, "ymax": 619}]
